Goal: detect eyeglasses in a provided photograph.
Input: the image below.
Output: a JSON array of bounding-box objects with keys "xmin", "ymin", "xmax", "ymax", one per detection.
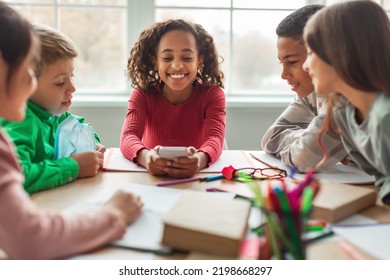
[{"xmin": 233, "ymin": 167, "xmax": 287, "ymax": 181}]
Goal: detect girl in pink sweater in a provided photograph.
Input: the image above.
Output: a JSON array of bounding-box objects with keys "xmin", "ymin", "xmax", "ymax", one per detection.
[
  {"xmin": 120, "ymin": 19, "xmax": 226, "ymax": 179},
  {"xmin": 0, "ymin": 3, "xmax": 143, "ymax": 259}
]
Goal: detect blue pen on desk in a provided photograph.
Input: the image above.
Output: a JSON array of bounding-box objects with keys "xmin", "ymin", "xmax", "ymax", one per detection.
[
  {"xmin": 289, "ymin": 164, "xmax": 297, "ymax": 179},
  {"xmin": 204, "ymin": 174, "xmax": 224, "ymax": 182}
]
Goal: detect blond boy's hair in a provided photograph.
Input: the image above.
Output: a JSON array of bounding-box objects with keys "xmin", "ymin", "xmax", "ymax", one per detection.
[{"xmin": 33, "ymin": 23, "xmax": 77, "ymax": 77}]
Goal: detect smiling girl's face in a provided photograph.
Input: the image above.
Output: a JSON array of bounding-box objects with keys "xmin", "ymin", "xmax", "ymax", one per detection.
[
  {"xmin": 303, "ymin": 46, "xmax": 341, "ymax": 96},
  {"xmin": 155, "ymin": 29, "xmax": 203, "ymax": 101}
]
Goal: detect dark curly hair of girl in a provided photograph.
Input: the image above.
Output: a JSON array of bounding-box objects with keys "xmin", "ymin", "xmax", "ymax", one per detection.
[{"xmin": 126, "ymin": 19, "xmax": 224, "ymax": 91}]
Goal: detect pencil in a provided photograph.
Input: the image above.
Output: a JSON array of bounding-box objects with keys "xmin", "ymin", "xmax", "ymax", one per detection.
[
  {"xmin": 338, "ymin": 241, "xmax": 366, "ymax": 260},
  {"xmin": 156, "ymin": 174, "xmax": 224, "ymax": 187},
  {"xmin": 249, "ymin": 153, "xmax": 279, "ymax": 169},
  {"xmin": 156, "ymin": 177, "xmax": 199, "ymax": 187}
]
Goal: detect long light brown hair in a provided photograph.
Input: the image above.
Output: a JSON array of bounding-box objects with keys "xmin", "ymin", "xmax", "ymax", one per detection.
[
  {"xmin": 304, "ymin": 0, "xmax": 390, "ymax": 167},
  {"xmin": 0, "ymin": 2, "xmax": 37, "ymax": 90}
]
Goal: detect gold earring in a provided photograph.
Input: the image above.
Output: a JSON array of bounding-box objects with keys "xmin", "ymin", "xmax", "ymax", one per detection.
[{"xmin": 197, "ymin": 64, "xmax": 204, "ymax": 77}]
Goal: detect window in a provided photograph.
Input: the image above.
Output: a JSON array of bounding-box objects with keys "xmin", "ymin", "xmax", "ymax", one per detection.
[
  {"xmin": 8, "ymin": 0, "xmax": 128, "ymax": 95},
  {"xmin": 6, "ymin": 0, "xmax": 389, "ymax": 103},
  {"xmin": 155, "ymin": 0, "xmax": 309, "ymax": 97}
]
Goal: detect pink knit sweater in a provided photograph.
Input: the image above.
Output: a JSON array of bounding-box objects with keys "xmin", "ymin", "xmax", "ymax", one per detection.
[{"xmin": 0, "ymin": 129, "xmax": 126, "ymax": 259}]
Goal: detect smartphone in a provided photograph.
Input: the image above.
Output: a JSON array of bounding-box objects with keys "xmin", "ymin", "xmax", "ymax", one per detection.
[{"xmin": 159, "ymin": 146, "xmax": 189, "ymax": 160}]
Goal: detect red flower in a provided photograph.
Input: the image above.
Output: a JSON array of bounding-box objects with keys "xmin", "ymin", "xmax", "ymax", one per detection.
[{"xmin": 222, "ymin": 165, "xmax": 236, "ymax": 180}]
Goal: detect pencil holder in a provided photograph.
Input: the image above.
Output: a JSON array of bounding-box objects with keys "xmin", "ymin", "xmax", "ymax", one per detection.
[
  {"xmin": 249, "ymin": 176, "xmax": 319, "ymax": 260},
  {"xmin": 261, "ymin": 209, "xmax": 307, "ymax": 260}
]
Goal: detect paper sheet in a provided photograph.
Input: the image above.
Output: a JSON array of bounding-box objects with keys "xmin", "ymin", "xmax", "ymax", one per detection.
[
  {"xmin": 247, "ymin": 151, "xmax": 375, "ymax": 184},
  {"xmin": 103, "ymin": 148, "xmax": 146, "ymax": 172},
  {"xmin": 103, "ymin": 148, "xmax": 258, "ymax": 173},
  {"xmin": 201, "ymin": 150, "xmax": 257, "ymax": 172},
  {"xmin": 64, "ymin": 183, "xmax": 183, "ymax": 254},
  {"xmin": 331, "ymin": 223, "xmax": 390, "ymax": 259}
]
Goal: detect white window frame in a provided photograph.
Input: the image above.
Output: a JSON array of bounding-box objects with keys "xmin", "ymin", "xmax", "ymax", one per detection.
[
  {"xmin": 8, "ymin": 0, "xmax": 388, "ymax": 108},
  {"xmin": 88, "ymin": 0, "xmax": 318, "ymax": 108}
]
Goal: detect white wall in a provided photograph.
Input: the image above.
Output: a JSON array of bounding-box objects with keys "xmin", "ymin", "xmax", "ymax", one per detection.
[{"xmin": 70, "ymin": 105, "xmax": 284, "ymax": 150}]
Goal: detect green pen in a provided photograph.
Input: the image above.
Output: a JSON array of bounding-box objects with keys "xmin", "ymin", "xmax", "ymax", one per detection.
[
  {"xmin": 251, "ymin": 226, "xmax": 265, "ymax": 236},
  {"xmin": 305, "ymin": 224, "xmax": 324, "ymax": 232},
  {"xmin": 300, "ymin": 187, "xmax": 314, "ymax": 215},
  {"xmin": 250, "ymin": 181, "xmax": 282, "ymax": 259},
  {"xmin": 305, "ymin": 227, "xmax": 334, "ymax": 243},
  {"xmin": 274, "ymin": 187, "xmax": 304, "ymax": 259}
]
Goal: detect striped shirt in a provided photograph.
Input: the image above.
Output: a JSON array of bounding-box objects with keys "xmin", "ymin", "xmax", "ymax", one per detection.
[{"xmin": 261, "ymin": 92, "xmax": 347, "ymax": 172}]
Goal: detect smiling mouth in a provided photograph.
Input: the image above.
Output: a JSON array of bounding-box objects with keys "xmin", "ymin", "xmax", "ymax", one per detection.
[
  {"xmin": 169, "ymin": 73, "xmax": 186, "ymax": 79},
  {"xmin": 288, "ymin": 83, "xmax": 299, "ymax": 91}
]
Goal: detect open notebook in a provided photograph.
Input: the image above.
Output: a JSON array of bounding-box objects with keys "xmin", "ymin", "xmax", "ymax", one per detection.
[
  {"xmin": 63, "ymin": 182, "xmax": 234, "ymax": 255},
  {"xmin": 103, "ymin": 148, "xmax": 258, "ymax": 173}
]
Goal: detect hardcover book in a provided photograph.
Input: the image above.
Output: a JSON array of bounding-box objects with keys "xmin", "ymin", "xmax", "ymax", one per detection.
[
  {"xmin": 162, "ymin": 191, "xmax": 251, "ymax": 257},
  {"xmin": 311, "ymin": 181, "xmax": 377, "ymax": 223}
]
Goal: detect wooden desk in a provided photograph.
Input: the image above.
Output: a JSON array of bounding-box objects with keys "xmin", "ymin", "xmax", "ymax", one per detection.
[
  {"xmin": 31, "ymin": 171, "xmax": 212, "ymax": 212},
  {"xmin": 25, "ymin": 172, "xmax": 390, "ymax": 259}
]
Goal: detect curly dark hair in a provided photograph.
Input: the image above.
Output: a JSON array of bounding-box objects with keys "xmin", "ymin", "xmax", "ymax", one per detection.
[{"xmin": 126, "ymin": 19, "xmax": 224, "ymax": 91}]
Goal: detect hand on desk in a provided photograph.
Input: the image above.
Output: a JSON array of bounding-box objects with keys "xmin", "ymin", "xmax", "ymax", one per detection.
[
  {"xmin": 138, "ymin": 146, "xmax": 208, "ymax": 178},
  {"xmin": 96, "ymin": 143, "xmax": 106, "ymax": 153},
  {"xmin": 71, "ymin": 150, "xmax": 104, "ymax": 178},
  {"xmin": 103, "ymin": 190, "xmax": 143, "ymax": 224}
]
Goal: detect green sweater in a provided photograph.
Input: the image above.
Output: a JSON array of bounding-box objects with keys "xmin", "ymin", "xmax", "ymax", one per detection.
[{"xmin": 2, "ymin": 101, "xmax": 100, "ymax": 194}]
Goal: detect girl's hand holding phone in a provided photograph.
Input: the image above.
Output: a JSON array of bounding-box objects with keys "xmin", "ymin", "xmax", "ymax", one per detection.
[
  {"xmin": 163, "ymin": 147, "xmax": 209, "ymax": 178},
  {"xmin": 159, "ymin": 146, "xmax": 190, "ymax": 160},
  {"xmin": 136, "ymin": 147, "xmax": 167, "ymax": 176},
  {"xmin": 138, "ymin": 146, "xmax": 208, "ymax": 178}
]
